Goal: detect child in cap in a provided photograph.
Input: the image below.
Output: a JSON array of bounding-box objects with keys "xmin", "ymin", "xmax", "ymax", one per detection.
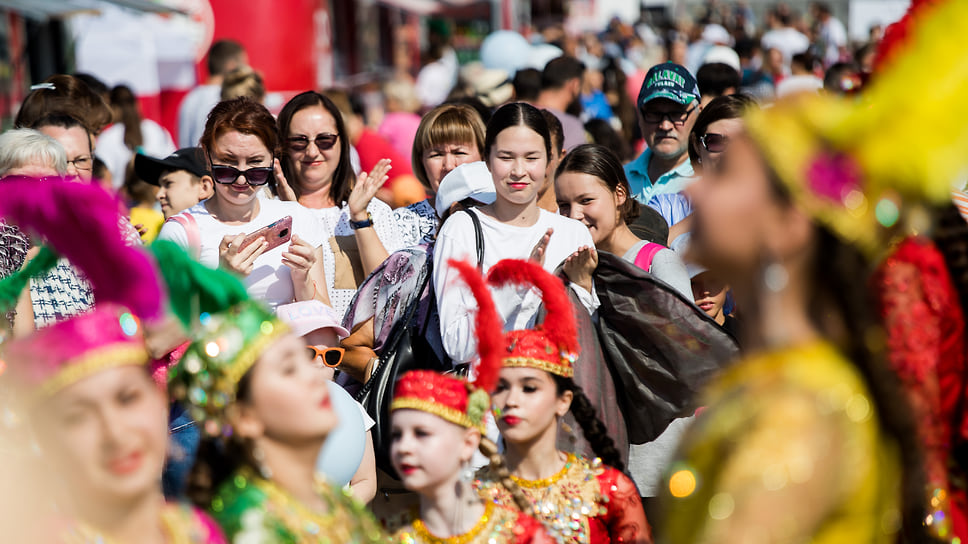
[
  {"xmin": 134, "ymin": 147, "xmax": 213, "ymax": 220},
  {"xmin": 275, "ymin": 300, "xmax": 378, "ymax": 503}
]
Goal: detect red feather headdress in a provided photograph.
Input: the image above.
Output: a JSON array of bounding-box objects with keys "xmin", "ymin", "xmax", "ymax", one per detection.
[{"xmin": 487, "ymin": 259, "xmax": 579, "ymax": 378}]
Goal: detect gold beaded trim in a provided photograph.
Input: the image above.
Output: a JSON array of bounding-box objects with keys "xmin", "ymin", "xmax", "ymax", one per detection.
[
  {"xmin": 222, "ymin": 320, "xmax": 289, "ymax": 388},
  {"xmin": 509, "ymin": 453, "xmax": 576, "ymax": 489},
  {"xmin": 411, "ymin": 500, "xmax": 496, "ymax": 544},
  {"xmin": 502, "ymin": 356, "xmax": 574, "ymax": 378},
  {"xmin": 390, "ymin": 397, "xmax": 484, "ymax": 432},
  {"xmin": 38, "ymin": 344, "xmax": 148, "ymax": 398}
]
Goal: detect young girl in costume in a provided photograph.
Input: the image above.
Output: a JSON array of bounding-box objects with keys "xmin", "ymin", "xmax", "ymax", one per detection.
[
  {"xmin": 388, "ymin": 260, "xmax": 553, "ymax": 544},
  {"xmin": 0, "ymin": 179, "xmax": 224, "ymax": 543},
  {"xmin": 658, "ymin": 2, "xmax": 968, "ymax": 540},
  {"xmin": 472, "ymin": 259, "xmax": 651, "ymax": 544},
  {"xmin": 151, "ymin": 240, "xmax": 384, "ymax": 543}
]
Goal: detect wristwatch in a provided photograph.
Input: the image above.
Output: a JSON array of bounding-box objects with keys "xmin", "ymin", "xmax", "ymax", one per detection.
[{"xmin": 349, "ymin": 212, "xmax": 374, "ymax": 230}]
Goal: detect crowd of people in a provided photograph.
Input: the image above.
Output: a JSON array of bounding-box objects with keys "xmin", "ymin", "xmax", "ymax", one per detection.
[{"xmin": 2, "ymin": 0, "xmax": 968, "ymax": 542}]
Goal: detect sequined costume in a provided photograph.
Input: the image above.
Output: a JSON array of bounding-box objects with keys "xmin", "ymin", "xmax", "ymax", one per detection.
[
  {"xmin": 392, "ymin": 501, "xmax": 549, "ymax": 544},
  {"xmin": 659, "ymin": 341, "xmax": 902, "ymax": 543},
  {"xmin": 477, "ymin": 453, "xmax": 649, "ymax": 544},
  {"xmin": 872, "ymin": 236, "xmax": 968, "ymax": 540},
  {"xmin": 209, "ymin": 467, "xmax": 385, "ymax": 544},
  {"xmin": 60, "ymin": 503, "xmax": 226, "ymax": 544}
]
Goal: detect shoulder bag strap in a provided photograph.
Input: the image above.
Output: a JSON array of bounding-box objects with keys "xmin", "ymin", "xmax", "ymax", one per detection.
[
  {"xmin": 461, "ymin": 208, "xmax": 485, "ymax": 272},
  {"xmin": 168, "ymin": 214, "xmax": 201, "ymax": 259},
  {"xmin": 634, "ymin": 242, "xmax": 665, "ymax": 272}
]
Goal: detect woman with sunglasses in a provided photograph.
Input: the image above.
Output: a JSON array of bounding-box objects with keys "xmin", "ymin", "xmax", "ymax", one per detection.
[
  {"xmin": 157, "ymin": 97, "xmax": 331, "ymax": 310},
  {"xmin": 274, "ymin": 91, "xmax": 402, "ymax": 318},
  {"xmin": 276, "ymin": 300, "xmax": 378, "ymax": 503}
]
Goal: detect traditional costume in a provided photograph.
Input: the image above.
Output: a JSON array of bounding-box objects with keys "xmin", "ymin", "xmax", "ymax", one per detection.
[
  {"xmin": 659, "ymin": 1, "xmax": 968, "ymax": 541},
  {"xmin": 469, "ymin": 259, "xmax": 651, "ymax": 544}
]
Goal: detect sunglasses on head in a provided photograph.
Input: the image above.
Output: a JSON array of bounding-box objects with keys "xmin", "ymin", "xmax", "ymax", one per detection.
[
  {"xmin": 287, "ymin": 133, "xmax": 339, "ymax": 152},
  {"xmin": 699, "ymin": 133, "xmax": 728, "ymax": 153},
  {"xmin": 308, "ymin": 346, "xmax": 344, "ymax": 368},
  {"xmin": 207, "ymin": 153, "xmax": 274, "ymax": 186}
]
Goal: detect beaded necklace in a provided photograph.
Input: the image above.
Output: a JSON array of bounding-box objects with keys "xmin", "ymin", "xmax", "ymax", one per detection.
[{"xmin": 406, "ymin": 501, "xmax": 524, "ymax": 544}]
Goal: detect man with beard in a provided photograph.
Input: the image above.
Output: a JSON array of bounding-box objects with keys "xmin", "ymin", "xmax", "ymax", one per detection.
[
  {"xmin": 624, "ymin": 63, "xmax": 701, "ymax": 207},
  {"xmin": 536, "ymin": 56, "xmax": 589, "ymax": 151}
]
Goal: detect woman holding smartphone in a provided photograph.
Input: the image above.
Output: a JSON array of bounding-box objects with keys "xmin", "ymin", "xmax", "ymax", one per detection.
[{"xmin": 157, "ymin": 97, "xmax": 332, "ymax": 309}]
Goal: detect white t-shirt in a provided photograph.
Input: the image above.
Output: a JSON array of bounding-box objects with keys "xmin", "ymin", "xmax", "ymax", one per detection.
[
  {"xmin": 96, "ymin": 120, "xmax": 176, "ymax": 189},
  {"xmin": 761, "ymin": 27, "xmax": 810, "ymax": 64},
  {"xmin": 308, "ymin": 198, "xmax": 404, "ymax": 319},
  {"xmin": 157, "ymin": 198, "xmax": 324, "ymax": 309},
  {"xmin": 177, "ymin": 84, "xmax": 221, "ymax": 148},
  {"xmin": 433, "ymin": 207, "xmax": 595, "ymax": 364}
]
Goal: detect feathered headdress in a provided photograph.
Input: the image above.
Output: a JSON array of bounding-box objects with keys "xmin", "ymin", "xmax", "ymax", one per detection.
[
  {"xmin": 487, "ymin": 259, "xmax": 579, "ymax": 378},
  {"xmin": 0, "ymin": 179, "xmax": 162, "ymax": 400},
  {"xmin": 390, "ymin": 260, "xmax": 503, "ymax": 432},
  {"xmin": 745, "ymin": 0, "xmax": 968, "ymax": 258},
  {"xmin": 150, "ymin": 240, "xmax": 288, "ymax": 437}
]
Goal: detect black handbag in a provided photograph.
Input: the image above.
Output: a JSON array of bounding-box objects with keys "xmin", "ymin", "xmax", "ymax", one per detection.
[{"xmin": 355, "ymin": 208, "xmax": 483, "ymax": 477}]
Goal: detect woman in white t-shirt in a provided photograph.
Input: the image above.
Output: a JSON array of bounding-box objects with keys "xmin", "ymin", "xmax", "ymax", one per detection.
[
  {"xmin": 273, "ymin": 91, "xmax": 403, "ymax": 318},
  {"xmin": 433, "ymin": 102, "xmax": 595, "ymax": 364},
  {"xmin": 157, "ymin": 97, "xmax": 328, "ymax": 310}
]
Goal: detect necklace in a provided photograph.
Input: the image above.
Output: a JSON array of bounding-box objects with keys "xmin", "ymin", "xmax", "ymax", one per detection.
[
  {"xmin": 411, "ymin": 501, "xmax": 497, "ymax": 544},
  {"xmin": 61, "ymin": 504, "xmax": 200, "ymax": 544}
]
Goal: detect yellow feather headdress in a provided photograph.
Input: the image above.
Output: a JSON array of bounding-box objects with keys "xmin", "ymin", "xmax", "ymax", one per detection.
[{"xmin": 745, "ymin": 0, "xmax": 968, "ymax": 258}]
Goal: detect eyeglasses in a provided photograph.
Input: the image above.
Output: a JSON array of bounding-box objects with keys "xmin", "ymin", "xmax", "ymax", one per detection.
[
  {"xmin": 699, "ymin": 133, "xmax": 728, "ymax": 153},
  {"xmin": 208, "ymin": 154, "xmax": 273, "ymax": 186},
  {"xmin": 287, "ymin": 133, "xmax": 338, "ymax": 152},
  {"xmin": 307, "ymin": 346, "xmax": 344, "ymax": 368},
  {"xmin": 67, "ymin": 156, "xmax": 93, "ymax": 171},
  {"xmin": 641, "ymin": 104, "xmax": 699, "ymax": 125}
]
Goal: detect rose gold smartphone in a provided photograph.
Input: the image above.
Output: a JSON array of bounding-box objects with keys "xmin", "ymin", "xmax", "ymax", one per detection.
[{"xmin": 239, "ymin": 216, "xmax": 292, "ymax": 252}]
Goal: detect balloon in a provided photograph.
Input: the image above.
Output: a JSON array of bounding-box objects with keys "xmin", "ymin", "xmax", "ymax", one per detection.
[
  {"xmin": 480, "ymin": 31, "xmax": 531, "ymax": 76},
  {"xmin": 527, "ymin": 43, "xmax": 564, "ymax": 71},
  {"xmin": 316, "ymin": 381, "xmax": 366, "ymax": 486}
]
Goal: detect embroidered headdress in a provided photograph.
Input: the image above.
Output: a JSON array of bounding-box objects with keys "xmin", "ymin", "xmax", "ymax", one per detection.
[{"xmin": 390, "ymin": 260, "xmax": 503, "ymax": 432}]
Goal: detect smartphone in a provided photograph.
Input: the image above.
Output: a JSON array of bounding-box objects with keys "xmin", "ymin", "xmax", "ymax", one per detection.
[{"xmin": 238, "ymin": 216, "xmax": 292, "ymax": 252}]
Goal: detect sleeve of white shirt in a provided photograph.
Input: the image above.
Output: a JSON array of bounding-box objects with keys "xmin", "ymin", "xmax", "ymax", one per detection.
[
  {"xmin": 156, "ymin": 218, "xmax": 189, "ymax": 249},
  {"xmin": 650, "ymin": 248, "xmax": 693, "ymax": 299},
  {"xmin": 432, "ymin": 213, "xmax": 480, "ymax": 364},
  {"xmin": 356, "ymin": 400, "xmax": 376, "ymax": 431}
]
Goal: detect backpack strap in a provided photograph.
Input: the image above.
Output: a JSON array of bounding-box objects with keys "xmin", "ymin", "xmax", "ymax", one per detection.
[
  {"xmin": 633, "ymin": 242, "xmax": 665, "ymax": 272},
  {"xmin": 168, "ymin": 213, "xmax": 200, "ymax": 258}
]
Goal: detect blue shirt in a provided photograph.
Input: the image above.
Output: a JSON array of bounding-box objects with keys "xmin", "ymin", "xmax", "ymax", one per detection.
[{"xmin": 624, "ymin": 148, "xmax": 696, "ymax": 224}]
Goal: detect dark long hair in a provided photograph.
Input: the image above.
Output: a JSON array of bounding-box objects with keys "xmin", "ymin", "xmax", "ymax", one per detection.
[
  {"xmin": 552, "ymin": 374, "xmax": 625, "ymax": 472},
  {"xmin": 276, "ymin": 91, "xmax": 354, "ymax": 204},
  {"xmin": 484, "ymin": 102, "xmax": 551, "ymax": 160},
  {"xmin": 765, "ymin": 172, "xmax": 930, "ymax": 542},
  {"xmin": 555, "ymin": 143, "xmax": 640, "ymax": 224}
]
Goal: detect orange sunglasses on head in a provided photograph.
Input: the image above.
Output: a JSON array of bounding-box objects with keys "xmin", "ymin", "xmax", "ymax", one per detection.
[{"xmin": 307, "ymin": 346, "xmax": 344, "ymax": 368}]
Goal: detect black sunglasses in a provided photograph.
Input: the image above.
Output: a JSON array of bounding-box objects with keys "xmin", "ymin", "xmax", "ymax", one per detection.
[
  {"xmin": 308, "ymin": 346, "xmax": 344, "ymax": 368},
  {"xmin": 699, "ymin": 133, "xmax": 728, "ymax": 153},
  {"xmin": 208, "ymin": 154, "xmax": 274, "ymax": 186},
  {"xmin": 287, "ymin": 133, "xmax": 338, "ymax": 152},
  {"xmin": 641, "ymin": 103, "xmax": 699, "ymax": 125}
]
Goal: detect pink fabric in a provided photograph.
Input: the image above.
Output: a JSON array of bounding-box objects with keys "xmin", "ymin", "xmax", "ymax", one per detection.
[
  {"xmin": 3, "ymin": 304, "xmax": 144, "ymax": 387},
  {"xmin": 355, "ymin": 129, "xmax": 414, "ymax": 189},
  {"xmin": 377, "ymin": 111, "xmax": 422, "ymax": 162},
  {"xmin": 192, "ymin": 506, "xmax": 228, "ymax": 543},
  {"xmin": 0, "ymin": 178, "xmax": 163, "ymax": 320},
  {"xmin": 634, "ymin": 243, "xmax": 665, "ymax": 272}
]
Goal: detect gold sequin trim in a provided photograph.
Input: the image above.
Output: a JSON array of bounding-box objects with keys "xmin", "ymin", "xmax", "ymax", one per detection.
[
  {"xmin": 510, "ymin": 453, "xmax": 575, "ymax": 488},
  {"xmin": 411, "ymin": 501, "xmax": 497, "ymax": 544},
  {"xmin": 390, "ymin": 397, "xmax": 484, "ymax": 432},
  {"xmin": 222, "ymin": 320, "xmax": 288, "ymax": 388},
  {"xmin": 502, "ymin": 357, "xmax": 574, "ymax": 378},
  {"xmin": 38, "ymin": 344, "xmax": 147, "ymax": 398}
]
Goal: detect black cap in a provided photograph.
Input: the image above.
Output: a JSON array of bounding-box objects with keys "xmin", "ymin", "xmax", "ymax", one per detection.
[{"xmin": 134, "ymin": 147, "xmax": 209, "ymax": 186}]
